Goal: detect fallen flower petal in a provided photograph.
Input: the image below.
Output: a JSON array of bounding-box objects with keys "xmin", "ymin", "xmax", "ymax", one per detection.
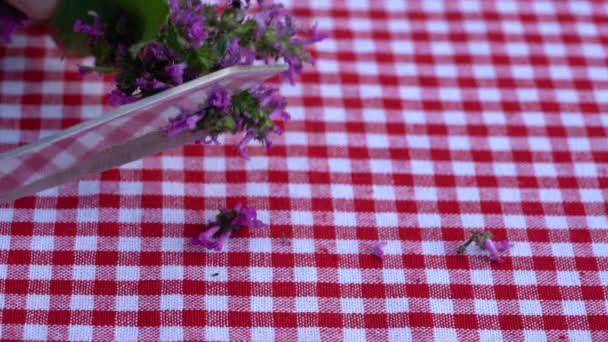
[
  {"xmin": 458, "ymin": 230, "xmax": 513, "ymax": 263},
  {"xmin": 482, "ymin": 238, "xmax": 503, "ymax": 263},
  {"xmin": 193, "ymin": 203, "xmax": 267, "ymax": 251},
  {"xmin": 371, "ymin": 241, "xmax": 388, "ymax": 261},
  {"xmin": 494, "ymin": 240, "xmax": 513, "ymax": 253}
]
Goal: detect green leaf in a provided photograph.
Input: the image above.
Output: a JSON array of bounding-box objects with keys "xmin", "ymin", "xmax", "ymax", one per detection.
[
  {"xmin": 78, "ymin": 65, "xmax": 115, "ymax": 74},
  {"xmin": 114, "ymin": 0, "xmax": 169, "ymax": 49}
]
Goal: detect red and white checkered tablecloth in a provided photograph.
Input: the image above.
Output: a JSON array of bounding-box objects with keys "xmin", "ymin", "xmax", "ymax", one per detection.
[{"xmin": 1, "ymin": 0, "xmax": 608, "ymax": 341}]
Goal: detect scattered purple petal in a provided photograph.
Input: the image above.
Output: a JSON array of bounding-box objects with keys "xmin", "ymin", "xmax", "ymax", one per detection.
[
  {"xmin": 459, "ymin": 230, "xmax": 513, "ymax": 263},
  {"xmin": 481, "ymin": 239, "xmax": 503, "ymax": 263},
  {"xmin": 236, "ymin": 131, "xmax": 255, "ymax": 160},
  {"xmin": 494, "ymin": 240, "xmax": 513, "ymax": 253},
  {"xmin": 371, "ymin": 241, "xmax": 388, "ymax": 261},
  {"xmin": 193, "ymin": 203, "xmax": 267, "ymax": 251}
]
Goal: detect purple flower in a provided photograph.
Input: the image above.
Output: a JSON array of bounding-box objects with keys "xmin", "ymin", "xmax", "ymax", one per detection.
[
  {"xmin": 192, "ymin": 223, "xmax": 220, "ymax": 249},
  {"xmin": 371, "ymin": 241, "xmax": 387, "ymax": 261},
  {"xmin": 475, "ymin": 235, "xmax": 513, "ymax": 263},
  {"xmin": 168, "ymin": 0, "xmax": 207, "ymax": 48},
  {"xmin": 236, "ymin": 131, "xmax": 255, "ymax": 160},
  {"xmin": 231, "ymin": 206, "xmax": 265, "ymax": 229},
  {"xmin": 0, "ymin": 3, "xmax": 26, "ymax": 44},
  {"xmin": 136, "ymin": 75, "xmax": 172, "ymax": 91},
  {"xmin": 270, "ymin": 107, "xmax": 290, "ymax": 122},
  {"xmin": 169, "ymin": 0, "xmax": 203, "ymax": 27},
  {"xmin": 165, "ymin": 63, "xmax": 187, "ymax": 85},
  {"xmin": 254, "ymin": 3, "xmax": 291, "ymax": 37},
  {"xmin": 305, "ymin": 22, "xmax": 329, "ymax": 45},
  {"xmin": 193, "ymin": 203, "xmax": 267, "ymax": 252},
  {"xmin": 459, "ymin": 231, "xmax": 513, "ymax": 263},
  {"xmin": 211, "ymin": 231, "xmax": 231, "ymax": 251},
  {"xmin": 494, "ymin": 240, "xmax": 513, "ymax": 252},
  {"xmin": 480, "ymin": 239, "xmax": 503, "ymax": 263},
  {"xmin": 280, "ymin": 52, "xmax": 304, "ymax": 84},
  {"xmin": 164, "ymin": 111, "xmax": 204, "ymax": 137},
  {"xmin": 141, "ymin": 42, "xmax": 175, "ymax": 64},
  {"xmin": 73, "ymin": 16, "xmax": 103, "ymax": 43},
  {"xmin": 208, "ymin": 86, "xmax": 231, "ymax": 112},
  {"xmin": 108, "ymin": 89, "xmax": 138, "ymax": 106},
  {"xmin": 219, "ymin": 38, "xmax": 256, "ymax": 68},
  {"xmin": 187, "ymin": 20, "xmax": 208, "ymax": 48}
]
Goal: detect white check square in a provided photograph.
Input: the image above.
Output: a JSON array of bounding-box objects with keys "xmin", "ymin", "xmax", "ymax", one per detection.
[
  {"xmin": 341, "ymin": 298, "xmax": 364, "ymax": 314},
  {"xmin": 475, "ymin": 300, "xmax": 498, "ymax": 315},
  {"xmin": 295, "ymin": 297, "xmax": 318, "ymax": 313},
  {"xmin": 294, "ymin": 267, "xmax": 317, "ymax": 282},
  {"xmin": 69, "ymin": 326, "xmax": 93, "ymax": 342},
  {"xmin": 26, "ymin": 295, "xmax": 50, "ymax": 310},
  {"xmin": 161, "ymin": 327, "xmax": 183, "ymax": 342},
  {"xmin": 519, "ymin": 300, "xmax": 543, "ymax": 315},
  {"xmin": 338, "ymin": 268, "xmax": 362, "ymax": 284}
]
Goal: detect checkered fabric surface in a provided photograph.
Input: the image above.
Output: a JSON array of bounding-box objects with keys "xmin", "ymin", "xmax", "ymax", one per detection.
[{"xmin": 1, "ymin": 0, "xmax": 608, "ymax": 341}]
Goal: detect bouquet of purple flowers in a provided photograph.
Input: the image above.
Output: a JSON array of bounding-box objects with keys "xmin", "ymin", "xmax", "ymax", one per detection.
[{"xmin": 66, "ymin": 0, "xmax": 325, "ymax": 159}]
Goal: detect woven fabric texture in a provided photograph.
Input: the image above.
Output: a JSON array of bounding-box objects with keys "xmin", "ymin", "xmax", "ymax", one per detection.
[{"xmin": 1, "ymin": 1, "xmax": 607, "ymax": 341}]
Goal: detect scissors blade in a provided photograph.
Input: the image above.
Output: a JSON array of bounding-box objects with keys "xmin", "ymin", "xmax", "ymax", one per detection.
[{"xmin": 0, "ymin": 64, "xmax": 287, "ymax": 204}]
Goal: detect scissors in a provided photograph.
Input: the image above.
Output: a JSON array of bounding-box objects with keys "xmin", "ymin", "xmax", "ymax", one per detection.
[{"xmin": 0, "ymin": 64, "xmax": 286, "ymax": 204}]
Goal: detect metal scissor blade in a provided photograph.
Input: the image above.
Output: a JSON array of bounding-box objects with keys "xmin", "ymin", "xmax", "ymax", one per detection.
[{"xmin": 0, "ymin": 64, "xmax": 287, "ymax": 204}]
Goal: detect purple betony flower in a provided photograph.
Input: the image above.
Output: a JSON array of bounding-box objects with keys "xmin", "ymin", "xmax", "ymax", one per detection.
[
  {"xmin": 494, "ymin": 240, "xmax": 514, "ymax": 252},
  {"xmin": 193, "ymin": 222, "xmax": 221, "ymax": 249},
  {"xmin": 280, "ymin": 52, "xmax": 304, "ymax": 84},
  {"xmin": 73, "ymin": 16, "xmax": 103, "ymax": 43},
  {"xmin": 136, "ymin": 74, "xmax": 172, "ymax": 91},
  {"xmin": 305, "ymin": 22, "xmax": 329, "ymax": 45},
  {"xmin": 219, "ymin": 38, "xmax": 256, "ymax": 68},
  {"xmin": 457, "ymin": 231, "xmax": 513, "ymax": 263},
  {"xmin": 141, "ymin": 41, "xmax": 176, "ymax": 64},
  {"xmin": 208, "ymin": 86, "xmax": 232, "ymax": 112},
  {"xmin": 165, "ymin": 62, "xmax": 187, "ymax": 85},
  {"xmin": 187, "ymin": 20, "xmax": 208, "ymax": 48},
  {"xmin": 163, "ymin": 111, "xmax": 205, "ymax": 137},
  {"xmin": 108, "ymin": 89, "xmax": 138, "ymax": 106},
  {"xmin": 270, "ymin": 107, "xmax": 290, "ymax": 122},
  {"xmin": 253, "ymin": 3, "xmax": 291, "ymax": 37},
  {"xmin": 236, "ymin": 130, "xmax": 255, "ymax": 160},
  {"xmin": 371, "ymin": 241, "xmax": 388, "ymax": 261},
  {"xmin": 168, "ymin": 0, "xmax": 208, "ymax": 48},
  {"xmin": 193, "ymin": 203, "xmax": 266, "ymax": 251}
]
